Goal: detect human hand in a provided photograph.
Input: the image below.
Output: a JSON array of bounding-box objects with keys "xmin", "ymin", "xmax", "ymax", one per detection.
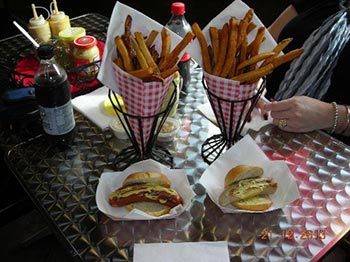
[
  {"xmin": 263, "ymin": 96, "xmax": 333, "ymax": 132},
  {"xmin": 255, "ymin": 96, "xmax": 270, "ymax": 121}
]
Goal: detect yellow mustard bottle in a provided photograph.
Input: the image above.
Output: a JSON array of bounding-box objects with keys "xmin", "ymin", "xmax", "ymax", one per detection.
[
  {"xmin": 48, "ymin": 0, "xmax": 71, "ymax": 37},
  {"xmin": 27, "ymin": 4, "xmax": 51, "ymax": 44},
  {"xmin": 73, "ymin": 35, "xmax": 100, "ymax": 81},
  {"xmin": 57, "ymin": 27, "xmax": 86, "ymax": 69}
]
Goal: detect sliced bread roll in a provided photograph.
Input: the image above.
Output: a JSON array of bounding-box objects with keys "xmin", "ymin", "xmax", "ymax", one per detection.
[
  {"xmin": 218, "ymin": 165, "xmax": 278, "ymax": 209},
  {"xmin": 231, "ymin": 195, "xmax": 273, "ymax": 211},
  {"xmin": 122, "ymin": 171, "xmax": 171, "ymax": 188},
  {"xmin": 224, "ymin": 165, "xmax": 264, "ymax": 187},
  {"xmin": 126, "ymin": 202, "xmax": 171, "ymax": 217}
]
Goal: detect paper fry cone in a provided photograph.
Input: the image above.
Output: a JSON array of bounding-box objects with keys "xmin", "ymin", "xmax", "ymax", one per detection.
[
  {"xmin": 204, "ymin": 72, "xmax": 257, "ymax": 141},
  {"xmin": 98, "ymin": 1, "xmax": 191, "ymax": 93},
  {"xmin": 113, "ymin": 63, "xmax": 174, "ymax": 155},
  {"xmin": 96, "ymin": 1, "xmax": 192, "ymax": 158}
]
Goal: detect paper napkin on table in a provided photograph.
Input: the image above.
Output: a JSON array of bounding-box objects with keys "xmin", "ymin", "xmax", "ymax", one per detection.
[
  {"xmin": 199, "ymin": 135, "xmax": 300, "ymax": 213},
  {"xmin": 96, "ymin": 159, "xmax": 196, "ymax": 221},
  {"xmin": 133, "ymin": 241, "xmax": 230, "ymax": 262},
  {"xmin": 72, "ymin": 86, "xmax": 114, "ymax": 130}
]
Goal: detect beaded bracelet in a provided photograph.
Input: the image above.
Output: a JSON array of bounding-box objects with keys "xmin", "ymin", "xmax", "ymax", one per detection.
[
  {"xmin": 329, "ymin": 102, "xmax": 339, "ymax": 134},
  {"xmin": 340, "ymin": 105, "xmax": 350, "ymax": 135}
]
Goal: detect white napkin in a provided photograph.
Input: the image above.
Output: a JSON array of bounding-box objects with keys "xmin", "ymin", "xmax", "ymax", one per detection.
[
  {"xmin": 199, "ymin": 135, "xmax": 300, "ymax": 213},
  {"xmin": 72, "ymin": 86, "xmax": 114, "ymax": 130},
  {"xmin": 96, "ymin": 159, "xmax": 196, "ymax": 220},
  {"xmin": 133, "ymin": 241, "xmax": 230, "ymax": 262}
]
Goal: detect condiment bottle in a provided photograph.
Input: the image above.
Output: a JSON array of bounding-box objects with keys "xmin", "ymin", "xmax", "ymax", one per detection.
[
  {"xmin": 57, "ymin": 27, "xmax": 86, "ymax": 69},
  {"xmin": 27, "ymin": 4, "xmax": 51, "ymax": 43},
  {"xmin": 166, "ymin": 2, "xmax": 192, "ymax": 89},
  {"xmin": 48, "ymin": 0, "xmax": 71, "ymax": 37},
  {"xmin": 34, "ymin": 44, "xmax": 76, "ymax": 148},
  {"xmin": 73, "ymin": 35, "xmax": 100, "ymax": 81}
]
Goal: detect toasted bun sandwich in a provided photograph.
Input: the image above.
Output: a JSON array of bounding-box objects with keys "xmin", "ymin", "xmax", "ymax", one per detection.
[
  {"xmin": 219, "ymin": 165, "xmax": 277, "ymax": 211},
  {"xmin": 109, "ymin": 171, "xmax": 183, "ymax": 216}
]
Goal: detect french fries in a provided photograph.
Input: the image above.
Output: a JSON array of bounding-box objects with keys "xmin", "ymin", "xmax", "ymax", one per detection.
[
  {"xmin": 220, "ymin": 18, "xmax": 239, "ymax": 78},
  {"xmin": 114, "ymin": 36, "xmax": 134, "ymax": 72},
  {"xmin": 192, "ymin": 9, "xmax": 303, "ymax": 84},
  {"xmin": 113, "ymin": 15, "xmax": 194, "ymax": 82},
  {"xmin": 192, "ymin": 22, "xmax": 212, "ymax": 73}
]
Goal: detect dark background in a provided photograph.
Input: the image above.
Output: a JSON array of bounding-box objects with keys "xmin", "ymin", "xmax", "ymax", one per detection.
[{"xmin": 1, "ymin": 0, "xmax": 290, "ymax": 39}]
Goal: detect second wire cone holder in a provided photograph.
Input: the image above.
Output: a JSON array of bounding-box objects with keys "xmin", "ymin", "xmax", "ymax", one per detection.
[{"xmin": 201, "ymin": 78, "xmax": 265, "ymax": 164}]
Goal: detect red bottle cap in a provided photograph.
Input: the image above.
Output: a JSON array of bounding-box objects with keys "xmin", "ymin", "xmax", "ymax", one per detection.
[
  {"xmin": 171, "ymin": 2, "xmax": 186, "ymax": 15},
  {"xmin": 180, "ymin": 52, "xmax": 191, "ymax": 62},
  {"xmin": 74, "ymin": 35, "xmax": 97, "ymax": 49}
]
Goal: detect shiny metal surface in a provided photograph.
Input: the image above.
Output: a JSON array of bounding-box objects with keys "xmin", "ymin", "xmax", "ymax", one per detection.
[{"xmin": 2, "ymin": 14, "xmax": 350, "ymax": 262}]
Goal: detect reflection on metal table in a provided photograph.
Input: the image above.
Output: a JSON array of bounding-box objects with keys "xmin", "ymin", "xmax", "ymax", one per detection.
[{"xmin": 1, "ymin": 13, "xmax": 350, "ymax": 262}]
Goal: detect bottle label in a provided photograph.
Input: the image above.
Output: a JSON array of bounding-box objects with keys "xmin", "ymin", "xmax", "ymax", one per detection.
[
  {"xmin": 74, "ymin": 55, "xmax": 100, "ymax": 75},
  {"xmin": 38, "ymin": 101, "xmax": 75, "ymax": 135}
]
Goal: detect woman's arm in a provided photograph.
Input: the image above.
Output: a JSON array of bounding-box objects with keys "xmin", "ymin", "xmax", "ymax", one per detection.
[
  {"xmin": 263, "ymin": 96, "xmax": 350, "ymax": 135},
  {"xmin": 268, "ymin": 5, "xmax": 298, "ymax": 40}
]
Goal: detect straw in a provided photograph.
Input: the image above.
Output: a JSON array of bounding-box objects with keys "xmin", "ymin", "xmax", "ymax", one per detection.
[{"xmin": 13, "ymin": 21, "xmax": 40, "ymax": 48}]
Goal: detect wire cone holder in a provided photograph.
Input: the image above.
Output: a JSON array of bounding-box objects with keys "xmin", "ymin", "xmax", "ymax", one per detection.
[
  {"xmin": 108, "ymin": 85, "xmax": 177, "ymax": 170},
  {"xmin": 201, "ymin": 77, "xmax": 265, "ymax": 164}
]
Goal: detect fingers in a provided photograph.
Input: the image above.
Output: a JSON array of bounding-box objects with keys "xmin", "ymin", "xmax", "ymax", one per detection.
[
  {"xmin": 264, "ymin": 99, "xmax": 300, "ymax": 132},
  {"xmin": 263, "ymin": 99, "xmax": 291, "ymax": 112},
  {"xmin": 256, "ymin": 98, "xmax": 269, "ymax": 120},
  {"xmin": 273, "ymin": 118, "xmax": 291, "ymax": 131},
  {"xmin": 263, "ymin": 99, "xmax": 293, "ymax": 129}
]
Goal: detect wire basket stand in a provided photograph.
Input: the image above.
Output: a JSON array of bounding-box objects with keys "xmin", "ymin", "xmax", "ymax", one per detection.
[
  {"xmin": 201, "ymin": 78, "xmax": 265, "ymax": 164},
  {"xmin": 108, "ymin": 85, "xmax": 177, "ymax": 170}
]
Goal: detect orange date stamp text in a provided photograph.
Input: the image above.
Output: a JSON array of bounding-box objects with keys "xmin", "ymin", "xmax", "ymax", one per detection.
[{"xmin": 260, "ymin": 228, "xmax": 327, "ymax": 241}]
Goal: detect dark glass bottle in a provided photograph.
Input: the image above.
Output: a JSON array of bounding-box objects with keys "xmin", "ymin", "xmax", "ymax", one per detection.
[
  {"xmin": 34, "ymin": 44, "xmax": 76, "ymax": 148},
  {"xmin": 166, "ymin": 2, "xmax": 192, "ymax": 89}
]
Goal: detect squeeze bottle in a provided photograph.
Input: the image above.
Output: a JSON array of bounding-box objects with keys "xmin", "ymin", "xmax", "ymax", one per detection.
[
  {"xmin": 48, "ymin": 0, "xmax": 71, "ymax": 37},
  {"xmin": 27, "ymin": 3, "xmax": 52, "ymax": 43}
]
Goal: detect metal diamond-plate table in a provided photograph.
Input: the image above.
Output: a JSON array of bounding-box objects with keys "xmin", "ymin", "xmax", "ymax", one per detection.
[{"xmin": 1, "ymin": 13, "xmax": 350, "ymax": 262}]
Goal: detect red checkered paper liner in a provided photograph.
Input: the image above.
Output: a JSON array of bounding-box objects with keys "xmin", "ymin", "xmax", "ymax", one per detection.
[
  {"xmin": 112, "ymin": 63, "xmax": 174, "ymax": 155},
  {"xmin": 203, "ymin": 72, "xmax": 257, "ymax": 141}
]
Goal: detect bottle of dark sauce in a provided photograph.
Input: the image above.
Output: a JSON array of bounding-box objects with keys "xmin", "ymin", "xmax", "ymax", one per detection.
[{"xmin": 34, "ymin": 44, "xmax": 75, "ymax": 149}]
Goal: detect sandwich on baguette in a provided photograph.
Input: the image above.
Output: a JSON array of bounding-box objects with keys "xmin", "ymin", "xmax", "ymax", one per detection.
[
  {"xmin": 109, "ymin": 171, "xmax": 183, "ymax": 216},
  {"xmin": 219, "ymin": 165, "xmax": 277, "ymax": 211}
]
